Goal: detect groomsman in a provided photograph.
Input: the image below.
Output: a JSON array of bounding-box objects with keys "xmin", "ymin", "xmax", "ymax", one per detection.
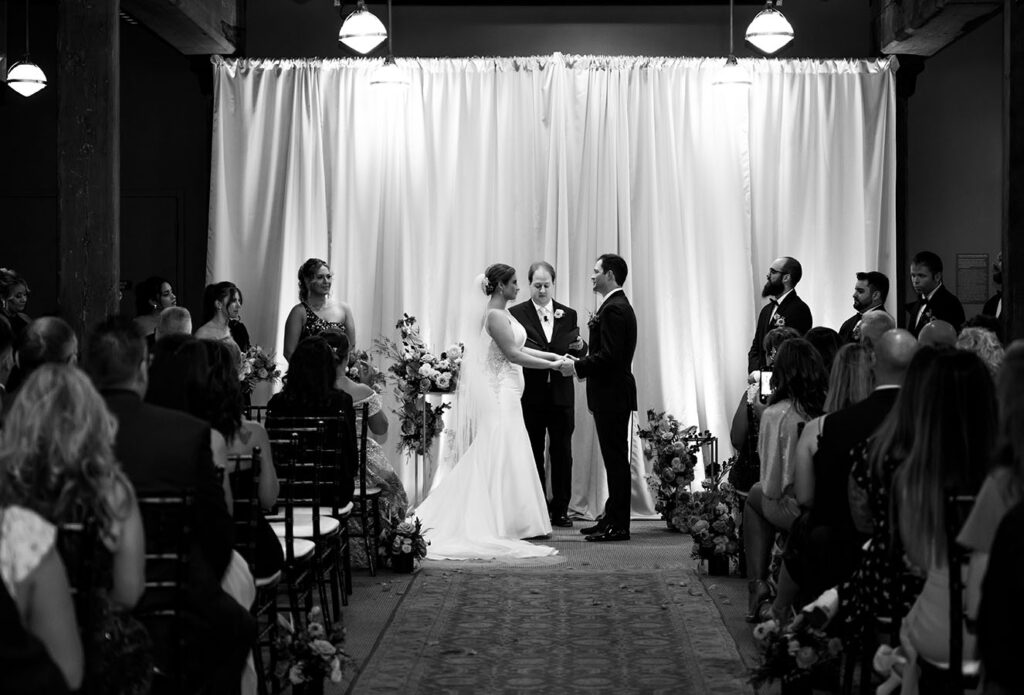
[
  {"xmin": 981, "ymin": 252, "xmax": 1002, "ymax": 319},
  {"xmin": 906, "ymin": 250, "xmax": 965, "ymax": 337},
  {"xmin": 510, "ymin": 262, "xmax": 588, "ymax": 528},
  {"xmin": 747, "ymin": 257, "xmax": 812, "ymax": 372},
  {"xmin": 838, "ymin": 271, "xmax": 890, "ymax": 344},
  {"xmin": 559, "ymin": 254, "xmax": 637, "ymax": 542}
]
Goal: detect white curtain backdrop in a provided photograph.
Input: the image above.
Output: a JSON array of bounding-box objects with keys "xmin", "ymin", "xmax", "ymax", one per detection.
[{"xmin": 209, "ymin": 54, "xmax": 897, "ymax": 515}]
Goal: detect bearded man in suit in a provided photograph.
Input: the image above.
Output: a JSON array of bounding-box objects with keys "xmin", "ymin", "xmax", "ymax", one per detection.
[
  {"xmin": 509, "ymin": 262, "xmax": 588, "ymax": 527},
  {"xmin": 838, "ymin": 271, "xmax": 890, "ymax": 344},
  {"xmin": 747, "ymin": 257, "xmax": 813, "ymax": 372},
  {"xmin": 906, "ymin": 250, "xmax": 965, "ymax": 337},
  {"xmin": 558, "ymin": 253, "xmax": 637, "ymax": 542}
]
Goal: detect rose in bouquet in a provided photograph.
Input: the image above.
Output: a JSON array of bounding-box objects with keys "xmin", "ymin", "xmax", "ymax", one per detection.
[
  {"xmin": 677, "ymin": 457, "xmax": 742, "ymax": 563},
  {"xmin": 276, "ymin": 606, "xmax": 350, "ymax": 686},
  {"xmin": 346, "ymin": 349, "xmax": 387, "ymax": 394},
  {"xmin": 239, "ymin": 345, "xmax": 281, "ymax": 395},
  {"xmin": 749, "ymin": 604, "xmax": 843, "ymax": 689},
  {"xmin": 639, "ymin": 410, "xmax": 699, "ymax": 530},
  {"xmin": 378, "ymin": 516, "xmax": 429, "ymax": 569}
]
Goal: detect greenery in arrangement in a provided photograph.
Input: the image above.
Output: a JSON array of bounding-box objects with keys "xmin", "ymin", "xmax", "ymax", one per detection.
[
  {"xmin": 374, "ymin": 314, "xmax": 464, "ymax": 456},
  {"xmin": 239, "ymin": 345, "xmax": 281, "ymax": 395},
  {"xmin": 378, "ymin": 516, "xmax": 429, "ymax": 569},
  {"xmin": 680, "ymin": 457, "xmax": 742, "ymax": 563},
  {"xmin": 639, "ymin": 409, "xmax": 699, "ymax": 530},
  {"xmin": 276, "ymin": 606, "xmax": 350, "ymax": 687},
  {"xmin": 749, "ymin": 605, "xmax": 843, "ymax": 689}
]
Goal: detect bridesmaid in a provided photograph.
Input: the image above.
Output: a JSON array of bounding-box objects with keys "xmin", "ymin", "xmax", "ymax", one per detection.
[
  {"xmin": 132, "ymin": 276, "xmax": 177, "ymax": 348},
  {"xmin": 195, "ymin": 282, "xmax": 250, "ymax": 358},
  {"xmin": 282, "ymin": 258, "xmax": 356, "ymax": 361}
]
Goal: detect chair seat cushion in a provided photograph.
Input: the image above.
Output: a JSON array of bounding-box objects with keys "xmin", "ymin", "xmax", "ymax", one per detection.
[
  {"xmin": 270, "ymin": 515, "xmax": 341, "ymax": 538},
  {"xmin": 255, "ymin": 570, "xmax": 283, "ymax": 588},
  {"xmin": 278, "ymin": 537, "xmax": 315, "ymax": 559},
  {"xmin": 353, "ymin": 487, "xmax": 382, "ymax": 498}
]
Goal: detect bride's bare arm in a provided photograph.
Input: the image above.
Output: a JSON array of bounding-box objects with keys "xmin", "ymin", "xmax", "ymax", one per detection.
[
  {"xmin": 522, "ymin": 346, "xmax": 561, "ymax": 361},
  {"xmin": 486, "ymin": 311, "xmax": 563, "ymax": 370}
]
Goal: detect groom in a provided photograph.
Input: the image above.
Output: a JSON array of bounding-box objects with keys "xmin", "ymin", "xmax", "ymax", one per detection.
[
  {"xmin": 510, "ymin": 261, "xmax": 588, "ymax": 528},
  {"xmin": 558, "ymin": 253, "xmax": 637, "ymax": 542}
]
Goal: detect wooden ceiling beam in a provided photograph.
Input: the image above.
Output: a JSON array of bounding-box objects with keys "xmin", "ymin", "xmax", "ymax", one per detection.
[
  {"xmin": 121, "ymin": 0, "xmax": 240, "ymax": 55},
  {"xmin": 876, "ymin": 0, "xmax": 1001, "ymax": 56}
]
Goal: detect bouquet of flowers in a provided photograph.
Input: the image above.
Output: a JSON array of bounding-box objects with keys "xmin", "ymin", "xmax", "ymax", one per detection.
[
  {"xmin": 276, "ymin": 606, "xmax": 349, "ymax": 687},
  {"xmin": 346, "ymin": 349, "xmax": 387, "ymax": 394},
  {"xmin": 378, "ymin": 516, "xmax": 429, "ymax": 571},
  {"xmin": 639, "ymin": 410, "xmax": 699, "ymax": 530},
  {"xmin": 239, "ymin": 345, "xmax": 281, "ymax": 395},
  {"xmin": 749, "ymin": 605, "xmax": 843, "ymax": 689},
  {"xmin": 374, "ymin": 314, "xmax": 464, "ymax": 456},
  {"xmin": 678, "ymin": 457, "xmax": 742, "ymax": 563}
]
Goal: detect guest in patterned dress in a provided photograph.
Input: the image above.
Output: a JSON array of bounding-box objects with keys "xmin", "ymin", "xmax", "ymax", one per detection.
[
  {"xmin": 323, "ymin": 330, "xmax": 408, "ymax": 566},
  {"xmin": 282, "ymin": 258, "xmax": 357, "ymax": 361}
]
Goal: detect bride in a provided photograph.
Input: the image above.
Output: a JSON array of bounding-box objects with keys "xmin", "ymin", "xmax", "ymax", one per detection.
[{"xmin": 414, "ymin": 263, "xmax": 567, "ymax": 560}]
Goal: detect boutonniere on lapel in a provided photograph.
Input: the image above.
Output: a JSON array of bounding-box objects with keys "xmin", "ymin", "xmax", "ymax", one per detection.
[
  {"xmin": 553, "ymin": 308, "xmax": 565, "ymax": 320},
  {"xmin": 587, "ymin": 311, "xmax": 599, "ymax": 328},
  {"xmin": 773, "ymin": 315, "xmax": 786, "ymax": 328}
]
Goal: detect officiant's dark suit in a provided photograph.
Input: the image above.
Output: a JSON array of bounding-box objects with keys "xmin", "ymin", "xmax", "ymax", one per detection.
[
  {"xmin": 510, "ymin": 291, "xmax": 588, "ymax": 524},
  {"xmin": 569, "ymin": 254, "xmax": 637, "ymax": 540}
]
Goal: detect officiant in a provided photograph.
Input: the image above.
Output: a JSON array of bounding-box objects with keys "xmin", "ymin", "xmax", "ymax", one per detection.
[{"xmin": 510, "ymin": 262, "xmax": 588, "ymax": 528}]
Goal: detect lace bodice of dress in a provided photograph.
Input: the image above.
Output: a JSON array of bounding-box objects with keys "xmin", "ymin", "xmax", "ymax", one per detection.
[
  {"xmin": 0, "ymin": 506, "xmax": 55, "ymax": 597},
  {"xmin": 484, "ymin": 311, "xmax": 525, "ymax": 390}
]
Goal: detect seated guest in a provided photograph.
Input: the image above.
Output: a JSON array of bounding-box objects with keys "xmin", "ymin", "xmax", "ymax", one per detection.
[
  {"xmin": 838, "ymin": 271, "xmax": 890, "ymax": 344},
  {"xmin": 918, "ymin": 319, "xmax": 957, "ymax": 347},
  {"xmin": 977, "ymin": 501, "xmax": 1024, "ymax": 695},
  {"xmin": 0, "ymin": 365, "xmax": 147, "ymax": 692},
  {"xmin": 83, "ymin": 317, "xmax": 255, "ymax": 695},
  {"xmin": 195, "ymin": 282, "xmax": 249, "ymax": 357},
  {"xmin": 132, "ymin": 276, "xmax": 177, "ymax": 349},
  {"xmin": 897, "ymin": 349, "xmax": 996, "ymax": 692},
  {"xmin": 0, "ymin": 504, "xmax": 82, "ymax": 694},
  {"xmin": 743, "ymin": 338, "xmax": 827, "ymax": 621},
  {"xmin": 0, "ymin": 267, "xmax": 32, "ymax": 338},
  {"xmin": 730, "ymin": 326, "xmax": 800, "ymax": 493},
  {"xmin": 155, "ymin": 306, "xmax": 192, "ymax": 342},
  {"xmin": 964, "ymin": 312, "xmax": 1003, "ymax": 345},
  {"xmin": 5, "ymin": 316, "xmax": 78, "ymax": 395},
  {"xmin": 956, "ymin": 325, "xmax": 1003, "ymax": 377},
  {"xmin": 324, "ymin": 329, "xmax": 408, "ymax": 565},
  {"xmin": 805, "ymin": 326, "xmax": 842, "ymax": 374},
  {"xmin": 267, "ymin": 335, "xmax": 356, "ymax": 509},
  {"xmin": 857, "ymin": 310, "xmax": 896, "ymax": 350}
]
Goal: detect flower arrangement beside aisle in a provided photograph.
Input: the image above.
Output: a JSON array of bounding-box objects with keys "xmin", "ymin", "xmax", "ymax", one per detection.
[
  {"xmin": 374, "ymin": 314, "xmax": 464, "ymax": 456},
  {"xmin": 379, "ymin": 516, "xmax": 429, "ymax": 572},
  {"xmin": 749, "ymin": 601, "xmax": 843, "ymax": 690},
  {"xmin": 346, "ymin": 349, "xmax": 387, "ymax": 394},
  {"xmin": 681, "ymin": 457, "xmax": 742, "ymax": 568},
  {"xmin": 276, "ymin": 606, "xmax": 350, "ymax": 690},
  {"xmin": 239, "ymin": 345, "xmax": 281, "ymax": 395},
  {"xmin": 639, "ymin": 410, "xmax": 699, "ymax": 531}
]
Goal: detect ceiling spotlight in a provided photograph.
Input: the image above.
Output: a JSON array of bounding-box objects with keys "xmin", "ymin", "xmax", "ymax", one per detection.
[
  {"xmin": 713, "ymin": 0, "xmax": 751, "ymax": 88},
  {"xmin": 339, "ymin": 0, "xmax": 387, "ymax": 54},
  {"xmin": 745, "ymin": 1, "xmax": 794, "ymax": 55},
  {"xmin": 6, "ymin": 1, "xmax": 47, "ymax": 97}
]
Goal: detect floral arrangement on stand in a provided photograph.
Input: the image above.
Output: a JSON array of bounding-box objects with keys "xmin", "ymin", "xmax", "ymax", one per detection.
[
  {"xmin": 374, "ymin": 314, "xmax": 464, "ymax": 456},
  {"xmin": 239, "ymin": 345, "xmax": 281, "ymax": 395},
  {"xmin": 276, "ymin": 606, "xmax": 349, "ymax": 690},
  {"xmin": 639, "ymin": 409, "xmax": 699, "ymax": 531},
  {"xmin": 749, "ymin": 596, "xmax": 844, "ymax": 690},
  {"xmin": 378, "ymin": 516, "xmax": 429, "ymax": 572},
  {"xmin": 680, "ymin": 457, "xmax": 742, "ymax": 568},
  {"xmin": 346, "ymin": 349, "xmax": 387, "ymax": 394}
]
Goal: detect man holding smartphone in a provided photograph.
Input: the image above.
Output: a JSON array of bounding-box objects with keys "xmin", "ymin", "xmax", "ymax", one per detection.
[{"xmin": 510, "ymin": 261, "xmax": 588, "ymax": 527}]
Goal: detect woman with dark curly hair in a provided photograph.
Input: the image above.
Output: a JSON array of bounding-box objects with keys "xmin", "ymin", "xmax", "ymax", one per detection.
[
  {"xmin": 743, "ymin": 338, "xmax": 828, "ymax": 621},
  {"xmin": 281, "ymin": 258, "xmax": 356, "ymax": 361}
]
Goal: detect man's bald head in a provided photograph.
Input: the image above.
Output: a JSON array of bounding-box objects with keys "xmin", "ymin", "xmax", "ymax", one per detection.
[
  {"xmin": 156, "ymin": 306, "xmax": 192, "ymax": 341},
  {"xmin": 873, "ymin": 328, "xmax": 917, "ymax": 386},
  {"xmin": 918, "ymin": 320, "xmax": 957, "ymax": 347},
  {"xmin": 859, "ymin": 311, "xmax": 896, "ymax": 349}
]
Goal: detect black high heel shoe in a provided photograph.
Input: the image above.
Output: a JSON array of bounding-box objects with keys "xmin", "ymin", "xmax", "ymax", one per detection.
[{"xmin": 746, "ymin": 580, "xmax": 772, "ymax": 622}]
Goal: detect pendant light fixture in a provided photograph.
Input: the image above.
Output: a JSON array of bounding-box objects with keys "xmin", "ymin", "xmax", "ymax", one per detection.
[
  {"xmin": 712, "ymin": 0, "xmax": 751, "ymax": 88},
  {"xmin": 370, "ymin": 0, "xmax": 408, "ymax": 88},
  {"xmin": 745, "ymin": 0, "xmax": 794, "ymax": 55},
  {"xmin": 6, "ymin": 0, "xmax": 47, "ymax": 97},
  {"xmin": 338, "ymin": 0, "xmax": 387, "ymax": 55}
]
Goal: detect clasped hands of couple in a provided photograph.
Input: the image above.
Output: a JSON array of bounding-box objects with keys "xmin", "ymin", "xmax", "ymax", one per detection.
[{"xmin": 548, "ymin": 337, "xmax": 585, "ymax": 377}]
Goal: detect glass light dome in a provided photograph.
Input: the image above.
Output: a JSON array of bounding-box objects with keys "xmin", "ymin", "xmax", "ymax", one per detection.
[
  {"xmin": 745, "ymin": 6, "xmax": 794, "ymax": 55},
  {"xmin": 339, "ymin": 3, "xmax": 386, "ymax": 54},
  {"xmin": 7, "ymin": 58, "xmax": 47, "ymax": 97}
]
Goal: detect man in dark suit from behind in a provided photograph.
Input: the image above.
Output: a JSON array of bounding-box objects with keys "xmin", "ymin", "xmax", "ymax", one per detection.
[
  {"xmin": 747, "ymin": 256, "xmax": 813, "ymax": 372},
  {"xmin": 509, "ymin": 261, "xmax": 588, "ymax": 527},
  {"xmin": 83, "ymin": 317, "xmax": 254, "ymax": 695},
  {"xmin": 838, "ymin": 271, "xmax": 890, "ymax": 344},
  {"xmin": 906, "ymin": 250, "xmax": 966, "ymax": 337}
]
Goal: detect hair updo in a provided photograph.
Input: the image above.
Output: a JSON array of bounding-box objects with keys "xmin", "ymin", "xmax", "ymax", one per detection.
[
  {"xmin": 482, "ymin": 263, "xmax": 515, "ymax": 295},
  {"xmin": 298, "ymin": 258, "xmax": 328, "ymax": 302}
]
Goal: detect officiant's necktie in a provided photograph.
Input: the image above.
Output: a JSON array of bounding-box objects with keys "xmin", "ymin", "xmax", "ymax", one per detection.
[{"xmin": 540, "ymin": 308, "xmax": 554, "ymax": 342}]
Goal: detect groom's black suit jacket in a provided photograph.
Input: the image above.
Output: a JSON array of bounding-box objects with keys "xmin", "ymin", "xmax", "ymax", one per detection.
[
  {"xmin": 509, "ymin": 299, "xmax": 587, "ymax": 408},
  {"xmin": 574, "ymin": 291, "xmax": 637, "ymax": 412},
  {"xmin": 747, "ymin": 291, "xmax": 812, "ymax": 372}
]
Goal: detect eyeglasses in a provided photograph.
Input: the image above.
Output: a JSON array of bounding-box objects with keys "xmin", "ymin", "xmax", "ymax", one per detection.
[{"xmin": 767, "ymin": 268, "xmax": 784, "ymax": 277}]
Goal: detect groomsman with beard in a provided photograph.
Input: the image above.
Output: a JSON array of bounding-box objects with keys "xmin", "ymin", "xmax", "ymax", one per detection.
[
  {"xmin": 838, "ymin": 271, "xmax": 890, "ymax": 344},
  {"xmin": 558, "ymin": 254, "xmax": 637, "ymax": 542},
  {"xmin": 747, "ymin": 257, "xmax": 812, "ymax": 372},
  {"xmin": 509, "ymin": 261, "xmax": 588, "ymax": 528},
  {"xmin": 906, "ymin": 250, "xmax": 965, "ymax": 337}
]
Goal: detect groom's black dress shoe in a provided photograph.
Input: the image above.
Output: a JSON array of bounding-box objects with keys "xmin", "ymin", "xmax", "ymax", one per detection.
[
  {"xmin": 551, "ymin": 514, "xmax": 573, "ymax": 528},
  {"xmin": 580, "ymin": 522, "xmax": 608, "ymax": 535},
  {"xmin": 585, "ymin": 528, "xmax": 630, "ymax": 542}
]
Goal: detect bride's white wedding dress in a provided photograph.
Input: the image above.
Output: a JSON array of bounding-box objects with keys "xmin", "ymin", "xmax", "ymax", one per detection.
[{"xmin": 414, "ymin": 311, "xmax": 556, "ymax": 560}]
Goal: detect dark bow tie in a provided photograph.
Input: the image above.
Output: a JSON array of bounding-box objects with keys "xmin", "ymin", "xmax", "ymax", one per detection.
[{"xmin": 769, "ymin": 298, "xmax": 780, "ymax": 305}]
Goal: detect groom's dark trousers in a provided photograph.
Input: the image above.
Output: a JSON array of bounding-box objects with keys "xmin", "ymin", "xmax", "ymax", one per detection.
[
  {"xmin": 574, "ymin": 291, "xmax": 637, "ymax": 532},
  {"xmin": 509, "ymin": 300, "xmax": 587, "ymax": 519}
]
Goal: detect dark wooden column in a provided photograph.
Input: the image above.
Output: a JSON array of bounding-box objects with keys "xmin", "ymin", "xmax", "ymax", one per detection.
[
  {"xmin": 56, "ymin": 0, "xmax": 119, "ymax": 338},
  {"xmin": 1006, "ymin": 0, "xmax": 1023, "ymax": 341}
]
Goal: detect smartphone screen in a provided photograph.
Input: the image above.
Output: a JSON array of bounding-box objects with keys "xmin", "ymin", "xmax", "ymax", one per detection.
[{"xmin": 759, "ymin": 371, "xmax": 773, "ymax": 399}]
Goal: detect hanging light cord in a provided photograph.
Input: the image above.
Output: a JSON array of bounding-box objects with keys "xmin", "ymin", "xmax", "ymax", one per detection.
[
  {"xmin": 24, "ymin": 0, "xmax": 31, "ymax": 55},
  {"xmin": 386, "ymin": 0, "xmax": 394, "ymax": 57}
]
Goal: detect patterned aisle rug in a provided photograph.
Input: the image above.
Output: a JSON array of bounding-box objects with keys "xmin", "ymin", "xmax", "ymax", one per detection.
[{"xmin": 352, "ymin": 566, "xmax": 748, "ymax": 693}]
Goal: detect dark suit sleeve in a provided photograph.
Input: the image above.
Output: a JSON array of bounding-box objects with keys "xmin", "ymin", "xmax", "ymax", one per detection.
[
  {"xmin": 193, "ymin": 425, "xmax": 234, "ymax": 579},
  {"xmin": 566, "ymin": 309, "xmax": 588, "ymax": 358},
  {"xmin": 574, "ymin": 304, "xmax": 630, "ymax": 379},
  {"xmin": 793, "ymin": 302, "xmax": 812, "ymax": 335},
  {"xmin": 748, "ymin": 306, "xmax": 765, "ymax": 373}
]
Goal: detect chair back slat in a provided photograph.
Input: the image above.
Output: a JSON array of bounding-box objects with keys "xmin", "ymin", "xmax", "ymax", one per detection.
[
  {"xmin": 228, "ymin": 447, "xmax": 263, "ymax": 577},
  {"xmin": 354, "ymin": 403, "xmax": 370, "ymax": 498}
]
